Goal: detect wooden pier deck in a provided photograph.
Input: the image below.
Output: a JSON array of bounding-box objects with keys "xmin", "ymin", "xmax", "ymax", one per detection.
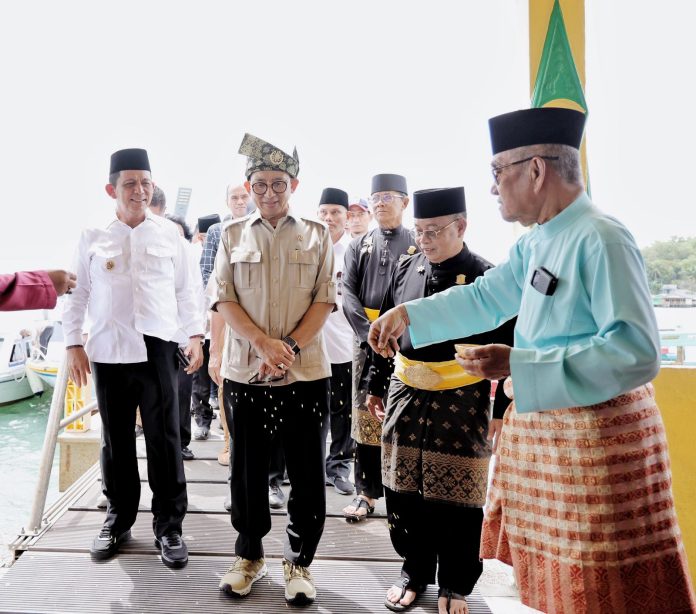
[{"xmin": 0, "ymin": 429, "xmax": 527, "ymax": 613}]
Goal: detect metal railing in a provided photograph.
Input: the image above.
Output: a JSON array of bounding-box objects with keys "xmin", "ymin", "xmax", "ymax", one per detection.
[{"xmin": 24, "ymin": 356, "xmax": 97, "ymax": 535}]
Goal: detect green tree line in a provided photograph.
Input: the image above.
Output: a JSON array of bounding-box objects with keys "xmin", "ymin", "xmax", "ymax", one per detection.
[{"xmin": 641, "ymin": 237, "xmax": 696, "ymax": 294}]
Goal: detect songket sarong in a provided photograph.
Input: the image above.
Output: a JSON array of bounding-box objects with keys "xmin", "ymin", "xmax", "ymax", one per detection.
[
  {"xmin": 381, "ymin": 376, "xmax": 492, "ymax": 507},
  {"xmin": 351, "ymin": 336, "xmax": 381, "ymax": 446},
  {"xmin": 481, "ymin": 381, "xmax": 696, "ymax": 614}
]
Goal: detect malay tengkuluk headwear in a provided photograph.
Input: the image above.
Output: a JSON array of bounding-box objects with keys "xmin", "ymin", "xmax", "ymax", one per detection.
[
  {"xmin": 319, "ymin": 188, "xmax": 349, "ymax": 209},
  {"xmin": 197, "ymin": 214, "xmax": 221, "ymax": 235},
  {"xmin": 238, "ymin": 133, "xmax": 299, "ymax": 179},
  {"xmin": 488, "ymin": 108, "xmax": 586, "ymax": 155},
  {"xmin": 110, "ymin": 148, "xmax": 151, "ymax": 174},
  {"xmin": 371, "ymin": 173, "xmax": 408, "ymax": 196},
  {"xmin": 413, "ymin": 187, "xmax": 466, "ymax": 219}
]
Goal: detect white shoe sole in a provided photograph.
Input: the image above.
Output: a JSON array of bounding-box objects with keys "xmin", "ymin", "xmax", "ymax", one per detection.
[{"xmin": 220, "ymin": 563, "xmax": 268, "ymax": 597}]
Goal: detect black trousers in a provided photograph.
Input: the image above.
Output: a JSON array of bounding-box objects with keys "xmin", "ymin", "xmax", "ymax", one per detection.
[
  {"xmin": 224, "ymin": 378, "xmax": 329, "ymax": 566},
  {"xmin": 191, "ymin": 339, "xmax": 213, "ymax": 428},
  {"xmin": 325, "ymin": 361, "xmax": 355, "ymax": 481},
  {"xmin": 354, "ymin": 442, "xmax": 383, "ymax": 499},
  {"xmin": 385, "ymin": 487, "xmax": 483, "ymax": 594},
  {"xmin": 92, "ymin": 335, "xmax": 187, "ymax": 538},
  {"xmin": 177, "ymin": 368, "xmax": 193, "ymax": 448}
]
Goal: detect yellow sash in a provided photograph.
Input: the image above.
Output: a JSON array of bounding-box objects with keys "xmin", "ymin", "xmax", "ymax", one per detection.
[
  {"xmin": 394, "ymin": 352, "xmax": 483, "ymax": 391},
  {"xmin": 364, "ymin": 307, "xmax": 380, "ymax": 322}
]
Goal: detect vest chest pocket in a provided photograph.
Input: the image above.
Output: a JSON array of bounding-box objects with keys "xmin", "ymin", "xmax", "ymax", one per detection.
[
  {"xmin": 230, "ymin": 249, "xmax": 262, "ymax": 289},
  {"xmin": 288, "ymin": 248, "xmax": 318, "ymax": 288}
]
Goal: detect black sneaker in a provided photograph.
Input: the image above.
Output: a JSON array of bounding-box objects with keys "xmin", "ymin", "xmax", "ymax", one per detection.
[
  {"xmin": 90, "ymin": 526, "xmax": 131, "ymax": 560},
  {"xmin": 154, "ymin": 533, "xmax": 188, "ymax": 569},
  {"xmin": 181, "ymin": 447, "xmax": 195, "ymax": 461},
  {"xmin": 268, "ymin": 484, "xmax": 286, "ymax": 509}
]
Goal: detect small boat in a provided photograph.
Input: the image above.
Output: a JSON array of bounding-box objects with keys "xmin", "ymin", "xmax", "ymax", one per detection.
[
  {"xmin": 25, "ymin": 321, "xmax": 64, "ymax": 392},
  {"xmin": 0, "ymin": 333, "xmax": 34, "ymax": 405}
]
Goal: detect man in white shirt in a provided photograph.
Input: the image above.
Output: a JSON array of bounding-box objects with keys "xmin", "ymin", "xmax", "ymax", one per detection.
[
  {"xmin": 64, "ymin": 148, "xmax": 204, "ymax": 569},
  {"xmin": 317, "ymin": 187, "xmax": 356, "ymax": 495}
]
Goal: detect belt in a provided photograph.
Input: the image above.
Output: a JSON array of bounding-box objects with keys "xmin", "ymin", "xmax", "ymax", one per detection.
[
  {"xmin": 364, "ymin": 307, "xmax": 380, "ymax": 323},
  {"xmin": 394, "ymin": 352, "xmax": 483, "ymax": 391}
]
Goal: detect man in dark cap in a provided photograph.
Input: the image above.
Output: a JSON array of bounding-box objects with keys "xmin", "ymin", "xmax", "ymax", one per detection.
[
  {"xmin": 365, "ymin": 186, "xmax": 514, "ymax": 613},
  {"xmin": 341, "ymin": 173, "xmax": 417, "ymax": 522},
  {"xmin": 214, "ymin": 134, "xmax": 335, "ymax": 605},
  {"xmin": 317, "ymin": 187, "xmax": 356, "ymax": 496},
  {"xmin": 369, "ymin": 108, "xmax": 696, "ymax": 614},
  {"xmin": 63, "ymin": 148, "xmax": 205, "ymax": 569}
]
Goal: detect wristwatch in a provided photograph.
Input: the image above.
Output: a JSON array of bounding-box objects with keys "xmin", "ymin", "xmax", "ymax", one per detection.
[{"xmin": 282, "ymin": 335, "xmax": 301, "ymax": 354}]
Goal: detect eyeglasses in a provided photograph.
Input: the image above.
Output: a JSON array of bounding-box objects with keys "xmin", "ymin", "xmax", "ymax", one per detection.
[
  {"xmin": 414, "ymin": 219, "xmax": 459, "ymax": 241},
  {"xmin": 369, "ymin": 193, "xmax": 404, "ymax": 206},
  {"xmin": 248, "ymin": 371, "xmax": 286, "ymax": 385},
  {"xmin": 251, "ymin": 181, "xmax": 288, "ymax": 195},
  {"xmin": 491, "ymin": 156, "xmax": 559, "ymax": 185}
]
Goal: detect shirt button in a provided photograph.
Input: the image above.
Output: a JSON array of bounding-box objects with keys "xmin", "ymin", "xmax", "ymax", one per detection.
[
  {"xmin": 272, "ymin": 302, "xmax": 278, "ymax": 307},
  {"xmin": 273, "ymin": 256, "xmax": 279, "ymax": 261}
]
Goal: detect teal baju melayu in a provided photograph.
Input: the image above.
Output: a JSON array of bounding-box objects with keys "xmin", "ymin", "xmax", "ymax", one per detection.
[{"xmin": 405, "ymin": 192, "xmax": 660, "ymax": 413}]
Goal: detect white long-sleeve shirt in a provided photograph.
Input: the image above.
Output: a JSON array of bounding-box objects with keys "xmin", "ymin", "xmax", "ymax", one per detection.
[{"xmin": 63, "ymin": 212, "xmax": 205, "ymax": 364}]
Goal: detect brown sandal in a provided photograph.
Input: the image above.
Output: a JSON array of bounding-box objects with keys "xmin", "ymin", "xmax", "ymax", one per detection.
[
  {"xmin": 343, "ymin": 496, "xmax": 375, "ymax": 523},
  {"xmin": 438, "ymin": 588, "xmax": 468, "ymax": 614}
]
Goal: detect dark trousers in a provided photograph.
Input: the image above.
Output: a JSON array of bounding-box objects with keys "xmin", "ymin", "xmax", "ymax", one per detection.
[
  {"xmin": 354, "ymin": 442, "xmax": 383, "ymax": 499},
  {"xmin": 177, "ymin": 368, "xmax": 193, "ymax": 448},
  {"xmin": 268, "ymin": 437, "xmax": 286, "ymax": 487},
  {"xmin": 191, "ymin": 339, "xmax": 213, "ymax": 428},
  {"xmin": 224, "ymin": 378, "xmax": 329, "ymax": 566},
  {"xmin": 385, "ymin": 487, "xmax": 483, "ymax": 594},
  {"xmin": 92, "ymin": 335, "xmax": 187, "ymax": 538},
  {"xmin": 325, "ymin": 361, "xmax": 355, "ymax": 481}
]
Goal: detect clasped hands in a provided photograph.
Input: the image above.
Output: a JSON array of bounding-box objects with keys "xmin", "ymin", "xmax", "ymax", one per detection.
[
  {"xmin": 254, "ymin": 336, "xmax": 296, "ymax": 379},
  {"xmin": 367, "ymin": 305, "xmax": 512, "ymax": 380}
]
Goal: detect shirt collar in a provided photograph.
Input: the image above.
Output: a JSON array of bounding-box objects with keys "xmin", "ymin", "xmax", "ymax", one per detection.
[
  {"xmin": 379, "ymin": 224, "xmax": 403, "ymax": 237},
  {"xmin": 535, "ymin": 192, "xmax": 592, "ymax": 240},
  {"xmin": 106, "ymin": 209, "xmax": 161, "ymax": 230},
  {"xmin": 248, "ymin": 207, "xmax": 298, "ymax": 227}
]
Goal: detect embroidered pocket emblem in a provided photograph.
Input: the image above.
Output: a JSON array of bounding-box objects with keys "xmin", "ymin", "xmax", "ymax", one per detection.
[{"xmin": 106, "ymin": 260, "xmax": 115, "ymax": 271}]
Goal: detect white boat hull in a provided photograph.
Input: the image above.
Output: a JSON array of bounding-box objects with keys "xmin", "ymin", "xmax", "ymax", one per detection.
[{"xmin": 0, "ymin": 366, "xmax": 35, "ymax": 405}]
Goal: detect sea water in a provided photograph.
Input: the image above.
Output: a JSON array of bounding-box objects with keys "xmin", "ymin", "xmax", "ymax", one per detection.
[{"xmin": 0, "ymin": 391, "xmax": 59, "ymax": 566}]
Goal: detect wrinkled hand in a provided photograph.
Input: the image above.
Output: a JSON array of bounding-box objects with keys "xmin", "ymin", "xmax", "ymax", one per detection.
[
  {"xmin": 208, "ymin": 350, "xmax": 222, "ymax": 386},
  {"xmin": 48, "ymin": 270, "xmax": 77, "ymax": 296},
  {"xmin": 454, "ymin": 343, "xmax": 511, "ymax": 380},
  {"xmin": 487, "ymin": 418, "xmax": 503, "ymax": 454},
  {"xmin": 183, "ymin": 340, "xmax": 204, "ymax": 374},
  {"xmin": 67, "ymin": 346, "xmax": 91, "ymax": 388},
  {"xmin": 255, "ymin": 337, "xmax": 295, "ymax": 378},
  {"xmin": 366, "ymin": 394, "xmax": 385, "ymax": 422},
  {"xmin": 368, "ymin": 306, "xmax": 408, "ymax": 358}
]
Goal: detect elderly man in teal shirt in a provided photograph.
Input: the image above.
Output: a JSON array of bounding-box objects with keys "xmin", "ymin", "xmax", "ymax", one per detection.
[{"xmin": 369, "ymin": 108, "xmax": 695, "ymax": 614}]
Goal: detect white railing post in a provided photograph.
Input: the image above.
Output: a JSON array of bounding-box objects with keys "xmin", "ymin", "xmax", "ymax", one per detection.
[{"xmin": 25, "ymin": 356, "xmax": 70, "ymax": 534}]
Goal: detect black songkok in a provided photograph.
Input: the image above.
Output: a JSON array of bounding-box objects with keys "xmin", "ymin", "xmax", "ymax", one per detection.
[
  {"xmin": 238, "ymin": 133, "xmax": 299, "ymax": 179},
  {"xmin": 198, "ymin": 214, "xmax": 221, "ymax": 235},
  {"xmin": 488, "ymin": 107, "xmax": 586, "ymax": 154},
  {"xmin": 371, "ymin": 173, "xmax": 408, "ymax": 196},
  {"xmin": 110, "ymin": 148, "xmax": 151, "ymax": 175},
  {"xmin": 319, "ymin": 188, "xmax": 349, "ymax": 209},
  {"xmin": 413, "ymin": 187, "xmax": 466, "ymax": 219}
]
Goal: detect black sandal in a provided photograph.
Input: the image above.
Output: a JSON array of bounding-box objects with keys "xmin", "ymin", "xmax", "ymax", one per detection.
[
  {"xmin": 344, "ymin": 496, "xmax": 375, "ymax": 523},
  {"xmin": 438, "ymin": 587, "xmax": 468, "ymax": 614},
  {"xmin": 384, "ymin": 576, "xmax": 427, "ymax": 612}
]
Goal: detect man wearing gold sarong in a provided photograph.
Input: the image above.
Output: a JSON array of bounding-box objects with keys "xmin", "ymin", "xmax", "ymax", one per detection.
[
  {"xmin": 365, "ymin": 187, "xmax": 514, "ymax": 613},
  {"xmin": 341, "ymin": 173, "xmax": 418, "ymax": 521},
  {"xmin": 369, "ymin": 108, "xmax": 696, "ymax": 614}
]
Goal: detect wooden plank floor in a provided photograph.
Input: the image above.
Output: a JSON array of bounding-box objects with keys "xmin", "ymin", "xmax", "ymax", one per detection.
[{"xmin": 0, "ymin": 433, "xmax": 499, "ymax": 613}]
